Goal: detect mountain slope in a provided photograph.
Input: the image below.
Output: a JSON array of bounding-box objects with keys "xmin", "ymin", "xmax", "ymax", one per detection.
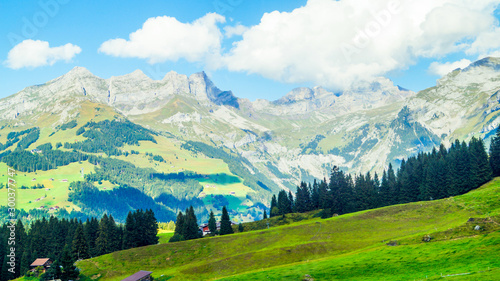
[
  {"xmin": 75, "ymin": 177, "xmax": 500, "ymax": 280},
  {"xmin": 1, "ymin": 57, "xmax": 500, "ymax": 223}
]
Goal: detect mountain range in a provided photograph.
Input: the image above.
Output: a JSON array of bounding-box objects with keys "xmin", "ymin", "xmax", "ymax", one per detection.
[{"xmin": 1, "ymin": 57, "xmax": 500, "ymax": 222}]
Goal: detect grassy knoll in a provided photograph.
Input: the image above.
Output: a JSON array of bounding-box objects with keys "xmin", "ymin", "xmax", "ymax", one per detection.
[{"xmin": 76, "ymin": 178, "xmax": 500, "ymax": 281}]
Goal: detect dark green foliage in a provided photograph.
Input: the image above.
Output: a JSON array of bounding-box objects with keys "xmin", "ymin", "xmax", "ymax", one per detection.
[
  {"xmin": 490, "ymin": 126, "xmax": 500, "ymax": 177},
  {"xmin": 36, "ymin": 142, "xmax": 52, "ymax": 151},
  {"xmin": 168, "ymin": 233, "xmax": 185, "ymax": 243},
  {"xmin": 68, "ymin": 181, "xmax": 176, "ymax": 222},
  {"xmin": 184, "ymin": 206, "xmax": 201, "ymax": 240},
  {"xmin": 277, "ymin": 190, "xmax": 292, "ymax": 215},
  {"xmin": 295, "ymin": 182, "xmax": 312, "ymax": 213},
  {"xmin": 263, "ymin": 210, "xmax": 268, "ymax": 219},
  {"xmin": 267, "ymin": 138, "xmax": 492, "ymax": 222},
  {"xmin": 55, "ymin": 142, "xmax": 62, "ymax": 149},
  {"xmin": 7, "ymin": 127, "xmax": 37, "ymax": 140},
  {"xmin": 208, "ymin": 210, "xmax": 217, "ymax": 234},
  {"xmin": 72, "ymin": 224, "xmax": 89, "ymax": 260},
  {"xmin": 171, "ymin": 207, "xmax": 201, "ymax": 241},
  {"xmin": 42, "ymin": 259, "xmax": 62, "ymax": 281},
  {"xmin": 16, "ymin": 128, "xmax": 40, "ymax": 150},
  {"xmin": 60, "ymin": 247, "xmax": 79, "ymax": 281},
  {"xmin": 84, "ymin": 218, "xmax": 99, "ymax": 257},
  {"xmin": 59, "ymin": 120, "xmax": 78, "ymax": 130},
  {"xmin": 66, "ymin": 119, "xmax": 156, "ymax": 156},
  {"xmin": 0, "ymin": 137, "xmax": 19, "ymax": 151},
  {"xmin": 238, "ymin": 223, "xmax": 244, "ymax": 232},
  {"xmin": 219, "ymin": 206, "xmax": 234, "ymax": 235},
  {"xmin": 85, "ymin": 157, "xmax": 203, "ymax": 201},
  {"xmin": 270, "ymin": 195, "xmax": 278, "ymax": 217},
  {"xmin": 1, "ymin": 149, "xmax": 95, "ymax": 172},
  {"xmin": 122, "ymin": 209, "xmax": 158, "ymax": 249},
  {"xmin": 75, "ymin": 127, "xmax": 85, "ymax": 135}
]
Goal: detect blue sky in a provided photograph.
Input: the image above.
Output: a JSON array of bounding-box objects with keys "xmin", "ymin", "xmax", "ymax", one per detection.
[{"xmin": 1, "ymin": 0, "xmax": 500, "ymax": 101}]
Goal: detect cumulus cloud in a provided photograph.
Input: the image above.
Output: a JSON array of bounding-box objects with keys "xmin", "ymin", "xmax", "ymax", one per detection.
[
  {"xmin": 5, "ymin": 40, "xmax": 81, "ymax": 69},
  {"xmin": 223, "ymin": 0, "xmax": 500, "ymax": 89},
  {"xmin": 428, "ymin": 59, "xmax": 472, "ymax": 76},
  {"xmin": 99, "ymin": 13, "xmax": 225, "ymax": 64},
  {"xmin": 224, "ymin": 24, "xmax": 248, "ymax": 38}
]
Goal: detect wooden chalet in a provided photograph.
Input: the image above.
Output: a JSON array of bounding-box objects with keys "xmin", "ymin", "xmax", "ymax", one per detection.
[
  {"xmin": 121, "ymin": 270, "xmax": 153, "ymax": 281},
  {"xmin": 30, "ymin": 258, "xmax": 52, "ymax": 272}
]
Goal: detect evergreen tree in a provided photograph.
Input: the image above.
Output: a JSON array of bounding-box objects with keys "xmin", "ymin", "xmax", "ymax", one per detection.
[
  {"xmin": 174, "ymin": 211, "xmax": 185, "ymax": 237},
  {"xmin": 95, "ymin": 214, "xmax": 110, "ymax": 256},
  {"xmin": 183, "ymin": 206, "xmax": 200, "ymax": 240},
  {"xmin": 263, "ymin": 210, "xmax": 268, "ymax": 219},
  {"xmin": 208, "ymin": 210, "xmax": 217, "ymax": 234},
  {"xmin": 60, "ymin": 247, "xmax": 79, "ymax": 281},
  {"xmin": 270, "ymin": 195, "xmax": 278, "ymax": 217},
  {"xmin": 277, "ymin": 190, "xmax": 291, "ymax": 215},
  {"xmin": 219, "ymin": 206, "xmax": 234, "ymax": 235},
  {"xmin": 71, "ymin": 224, "xmax": 89, "ymax": 260},
  {"xmin": 122, "ymin": 211, "xmax": 137, "ymax": 249},
  {"xmin": 107, "ymin": 215, "xmax": 122, "ymax": 252},
  {"xmin": 490, "ymin": 126, "xmax": 500, "ymax": 177},
  {"xmin": 469, "ymin": 137, "xmax": 492, "ymax": 187},
  {"xmin": 84, "ymin": 217, "xmax": 99, "ymax": 257},
  {"xmin": 143, "ymin": 209, "xmax": 159, "ymax": 245}
]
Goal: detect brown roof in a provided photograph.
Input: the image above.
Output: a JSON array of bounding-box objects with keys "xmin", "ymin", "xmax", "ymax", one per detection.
[
  {"xmin": 121, "ymin": 271, "xmax": 153, "ymax": 281},
  {"xmin": 30, "ymin": 258, "xmax": 51, "ymax": 267}
]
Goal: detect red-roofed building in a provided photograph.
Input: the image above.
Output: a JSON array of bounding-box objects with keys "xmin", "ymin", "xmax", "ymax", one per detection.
[{"xmin": 121, "ymin": 270, "xmax": 153, "ymax": 281}]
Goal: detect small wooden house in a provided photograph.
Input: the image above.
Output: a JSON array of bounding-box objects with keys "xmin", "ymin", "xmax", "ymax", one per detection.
[
  {"xmin": 30, "ymin": 258, "xmax": 52, "ymax": 272},
  {"xmin": 121, "ymin": 270, "xmax": 153, "ymax": 281}
]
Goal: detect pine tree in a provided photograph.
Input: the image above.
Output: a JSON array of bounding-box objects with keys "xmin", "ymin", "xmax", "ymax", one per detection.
[
  {"xmin": 174, "ymin": 211, "xmax": 185, "ymax": 238},
  {"xmin": 490, "ymin": 126, "xmax": 500, "ymax": 176},
  {"xmin": 71, "ymin": 224, "xmax": 89, "ymax": 260},
  {"xmin": 107, "ymin": 215, "xmax": 122, "ymax": 252},
  {"xmin": 270, "ymin": 195, "xmax": 278, "ymax": 217},
  {"xmin": 208, "ymin": 210, "xmax": 217, "ymax": 234},
  {"xmin": 84, "ymin": 217, "xmax": 99, "ymax": 257},
  {"xmin": 219, "ymin": 206, "xmax": 234, "ymax": 235},
  {"xmin": 60, "ymin": 247, "xmax": 79, "ymax": 281},
  {"xmin": 122, "ymin": 211, "xmax": 137, "ymax": 249},
  {"xmin": 469, "ymin": 137, "xmax": 492, "ymax": 187},
  {"xmin": 184, "ymin": 206, "xmax": 200, "ymax": 240},
  {"xmin": 277, "ymin": 190, "xmax": 291, "ymax": 215},
  {"xmin": 95, "ymin": 214, "xmax": 110, "ymax": 256},
  {"xmin": 144, "ymin": 209, "xmax": 159, "ymax": 245},
  {"xmin": 263, "ymin": 210, "xmax": 268, "ymax": 219}
]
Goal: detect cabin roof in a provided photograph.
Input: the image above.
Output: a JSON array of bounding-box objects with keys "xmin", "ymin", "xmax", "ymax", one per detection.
[
  {"xmin": 121, "ymin": 270, "xmax": 153, "ymax": 281},
  {"xmin": 30, "ymin": 258, "xmax": 51, "ymax": 267}
]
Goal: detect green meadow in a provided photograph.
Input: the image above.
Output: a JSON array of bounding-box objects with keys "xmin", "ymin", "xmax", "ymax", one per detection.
[{"xmin": 75, "ymin": 178, "xmax": 500, "ymax": 281}]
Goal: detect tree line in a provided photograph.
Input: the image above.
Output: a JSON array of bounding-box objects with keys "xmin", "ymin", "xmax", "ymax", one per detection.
[
  {"xmin": 169, "ymin": 206, "xmax": 233, "ymax": 242},
  {"xmin": 0, "ymin": 209, "xmax": 158, "ymax": 281},
  {"xmin": 270, "ymin": 136, "xmax": 493, "ymax": 218}
]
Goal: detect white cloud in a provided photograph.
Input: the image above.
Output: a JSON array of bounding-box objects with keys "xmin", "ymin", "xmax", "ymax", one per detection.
[
  {"xmin": 99, "ymin": 13, "xmax": 225, "ymax": 64},
  {"xmin": 428, "ymin": 59, "xmax": 472, "ymax": 76},
  {"xmin": 5, "ymin": 40, "xmax": 81, "ymax": 69},
  {"xmin": 224, "ymin": 24, "xmax": 248, "ymax": 38},
  {"xmin": 222, "ymin": 0, "xmax": 500, "ymax": 89}
]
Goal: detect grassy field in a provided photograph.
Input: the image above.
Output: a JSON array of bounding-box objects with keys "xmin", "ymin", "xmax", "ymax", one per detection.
[{"xmin": 75, "ymin": 178, "xmax": 500, "ymax": 281}]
